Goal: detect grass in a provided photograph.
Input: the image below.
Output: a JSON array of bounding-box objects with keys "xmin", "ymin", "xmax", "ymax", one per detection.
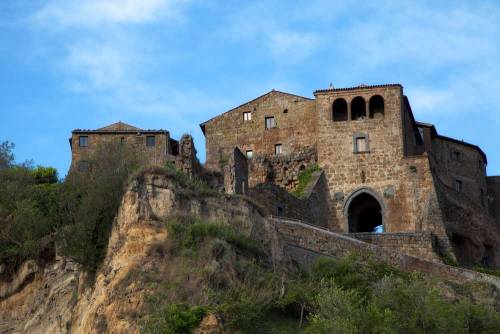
[{"xmin": 291, "ymin": 164, "xmax": 321, "ymax": 198}]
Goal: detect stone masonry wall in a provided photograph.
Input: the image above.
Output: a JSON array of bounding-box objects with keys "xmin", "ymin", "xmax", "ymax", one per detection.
[
  {"xmin": 314, "ymin": 85, "xmax": 442, "ymax": 236},
  {"xmin": 175, "ymin": 134, "xmax": 200, "ymax": 178},
  {"xmin": 203, "ymin": 91, "xmax": 316, "ymax": 171},
  {"xmin": 488, "ymin": 176, "xmax": 500, "ymax": 226},
  {"xmin": 430, "ymin": 137, "xmax": 488, "ymax": 209},
  {"xmin": 71, "ymin": 131, "xmax": 172, "ymax": 170},
  {"xmin": 223, "ymin": 148, "xmax": 248, "ymax": 195},
  {"xmin": 274, "ymin": 218, "xmax": 500, "ymax": 289},
  {"xmin": 248, "ymin": 148, "xmax": 317, "ymax": 189},
  {"xmin": 348, "ymin": 232, "xmax": 441, "ymax": 263}
]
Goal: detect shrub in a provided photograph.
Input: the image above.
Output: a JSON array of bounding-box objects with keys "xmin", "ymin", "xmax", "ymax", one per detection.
[
  {"xmin": 57, "ymin": 140, "xmax": 146, "ymax": 271},
  {"xmin": 141, "ymin": 302, "xmax": 207, "ymax": 334}
]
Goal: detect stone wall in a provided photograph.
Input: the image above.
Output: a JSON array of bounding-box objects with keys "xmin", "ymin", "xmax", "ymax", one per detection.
[
  {"xmin": 273, "ymin": 218, "xmax": 500, "ymax": 289},
  {"xmin": 314, "ymin": 85, "xmax": 441, "ymax": 235},
  {"xmin": 430, "ymin": 137, "xmax": 488, "ymax": 209},
  {"xmin": 248, "ymin": 148, "xmax": 317, "ymax": 189},
  {"xmin": 248, "ymin": 171, "xmax": 330, "ymax": 228},
  {"xmin": 488, "ymin": 176, "xmax": 500, "ymax": 226},
  {"xmin": 434, "ymin": 175, "xmax": 500, "ymax": 268},
  {"xmin": 175, "ymin": 134, "xmax": 201, "ymax": 178},
  {"xmin": 223, "ymin": 148, "xmax": 248, "ymax": 195},
  {"xmin": 202, "ymin": 90, "xmax": 316, "ymax": 171},
  {"xmin": 71, "ymin": 123, "xmax": 176, "ymax": 171},
  {"xmin": 348, "ymin": 232, "xmax": 440, "ymax": 263}
]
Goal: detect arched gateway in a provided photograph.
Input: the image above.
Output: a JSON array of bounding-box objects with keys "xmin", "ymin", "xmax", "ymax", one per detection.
[{"xmin": 343, "ymin": 188, "xmax": 385, "ymax": 233}]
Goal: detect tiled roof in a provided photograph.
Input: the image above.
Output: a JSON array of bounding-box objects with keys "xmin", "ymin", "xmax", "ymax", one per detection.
[
  {"xmin": 314, "ymin": 83, "xmax": 402, "ymax": 94},
  {"xmin": 72, "ymin": 121, "xmax": 168, "ymax": 134}
]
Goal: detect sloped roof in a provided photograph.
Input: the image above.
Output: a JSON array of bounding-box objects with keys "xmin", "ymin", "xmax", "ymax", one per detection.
[
  {"xmin": 199, "ymin": 90, "xmax": 313, "ymax": 134},
  {"xmin": 72, "ymin": 121, "xmax": 169, "ymax": 134},
  {"xmin": 97, "ymin": 121, "xmax": 139, "ymax": 131}
]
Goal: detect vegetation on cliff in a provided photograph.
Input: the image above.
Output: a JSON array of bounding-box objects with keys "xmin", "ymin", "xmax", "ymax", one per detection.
[{"xmin": 140, "ymin": 216, "xmax": 500, "ymax": 334}]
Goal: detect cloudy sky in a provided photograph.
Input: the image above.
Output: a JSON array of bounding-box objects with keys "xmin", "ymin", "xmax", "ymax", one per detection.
[{"xmin": 1, "ymin": 0, "xmax": 499, "ymax": 176}]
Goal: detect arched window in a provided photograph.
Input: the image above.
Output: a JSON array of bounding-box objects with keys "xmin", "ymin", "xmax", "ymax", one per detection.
[
  {"xmin": 369, "ymin": 95, "xmax": 384, "ymax": 119},
  {"xmin": 351, "ymin": 96, "xmax": 366, "ymax": 120},
  {"xmin": 332, "ymin": 98, "xmax": 348, "ymax": 122}
]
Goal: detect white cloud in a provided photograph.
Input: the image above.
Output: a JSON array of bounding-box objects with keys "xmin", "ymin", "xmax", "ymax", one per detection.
[{"xmin": 35, "ymin": 0, "xmax": 188, "ymax": 27}]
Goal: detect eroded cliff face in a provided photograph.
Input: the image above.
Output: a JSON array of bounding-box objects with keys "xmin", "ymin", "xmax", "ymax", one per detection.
[{"xmin": 0, "ymin": 172, "xmax": 277, "ymax": 334}]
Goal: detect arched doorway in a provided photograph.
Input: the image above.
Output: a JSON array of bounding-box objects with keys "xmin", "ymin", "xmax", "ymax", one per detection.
[{"xmin": 346, "ymin": 192, "xmax": 383, "ymax": 233}]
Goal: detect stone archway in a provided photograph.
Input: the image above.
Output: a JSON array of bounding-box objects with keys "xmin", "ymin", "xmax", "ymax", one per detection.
[{"xmin": 343, "ymin": 188, "xmax": 385, "ymax": 233}]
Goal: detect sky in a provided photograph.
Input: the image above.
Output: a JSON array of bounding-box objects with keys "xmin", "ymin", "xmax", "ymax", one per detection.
[{"xmin": 1, "ymin": 0, "xmax": 500, "ymax": 177}]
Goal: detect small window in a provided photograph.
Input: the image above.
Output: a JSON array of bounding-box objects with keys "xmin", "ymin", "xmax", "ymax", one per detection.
[
  {"xmin": 120, "ymin": 137, "xmax": 125, "ymax": 144},
  {"xmin": 78, "ymin": 160, "xmax": 89, "ymax": 172},
  {"xmin": 275, "ymin": 144, "xmax": 282, "ymax": 155},
  {"xmin": 455, "ymin": 180, "xmax": 462, "ymax": 193},
  {"xmin": 79, "ymin": 136, "xmax": 89, "ymax": 147},
  {"xmin": 243, "ymin": 112, "xmax": 252, "ymax": 121},
  {"xmin": 354, "ymin": 134, "xmax": 369, "ymax": 153},
  {"xmin": 283, "ymin": 109, "xmax": 288, "ymax": 114},
  {"xmin": 146, "ymin": 136, "xmax": 156, "ymax": 147},
  {"xmin": 277, "ymin": 206, "xmax": 284, "ymax": 216},
  {"xmin": 265, "ymin": 116, "xmax": 276, "ymax": 129},
  {"xmin": 451, "ymin": 150, "xmax": 462, "ymax": 161},
  {"xmin": 246, "ymin": 150, "xmax": 253, "ymax": 159}
]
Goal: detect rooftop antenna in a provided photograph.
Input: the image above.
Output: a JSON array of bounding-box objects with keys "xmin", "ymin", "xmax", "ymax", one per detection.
[{"xmin": 329, "ymin": 82, "xmax": 334, "ymax": 88}]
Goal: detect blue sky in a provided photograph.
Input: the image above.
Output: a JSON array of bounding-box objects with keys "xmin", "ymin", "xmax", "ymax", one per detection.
[{"xmin": 1, "ymin": 0, "xmax": 499, "ymax": 176}]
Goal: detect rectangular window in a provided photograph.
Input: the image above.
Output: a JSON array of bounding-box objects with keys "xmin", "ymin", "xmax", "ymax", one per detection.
[
  {"xmin": 451, "ymin": 150, "xmax": 462, "ymax": 161},
  {"xmin": 246, "ymin": 150, "xmax": 253, "ymax": 159},
  {"xmin": 243, "ymin": 112, "xmax": 252, "ymax": 121},
  {"xmin": 455, "ymin": 180, "xmax": 462, "ymax": 193},
  {"xmin": 354, "ymin": 134, "xmax": 369, "ymax": 153},
  {"xmin": 146, "ymin": 136, "xmax": 156, "ymax": 147},
  {"xmin": 275, "ymin": 144, "xmax": 282, "ymax": 155},
  {"xmin": 79, "ymin": 136, "xmax": 89, "ymax": 147},
  {"xmin": 78, "ymin": 160, "xmax": 89, "ymax": 172},
  {"xmin": 265, "ymin": 116, "xmax": 276, "ymax": 129}
]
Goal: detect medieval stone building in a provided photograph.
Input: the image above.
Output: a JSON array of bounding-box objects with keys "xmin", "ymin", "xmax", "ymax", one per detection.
[{"xmin": 201, "ymin": 84, "xmax": 500, "ymax": 269}]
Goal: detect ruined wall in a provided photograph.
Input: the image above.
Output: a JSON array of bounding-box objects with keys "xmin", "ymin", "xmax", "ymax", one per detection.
[
  {"xmin": 175, "ymin": 134, "xmax": 201, "ymax": 178},
  {"xmin": 348, "ymin": 232, "xmax": 440, "ymax": 263},
  {"xmin": 314, "ymin": 85, "xmax": 440, "ymax": 235},
  {"xmin": 71, "ymin": 131, "xmax": 173, "ymax": 170},
  {"xmin": 223, "ymin": 148, "xmax": 248, "ymax": 195},
  {"xmin": 488, "ymin": 176, "xmax": 500, "ymax": 226},
  {"xmin": 203, "ymin": 91, "xmax": 316, "ymax": 171},
  {"xmin": 248, "ymin": 148, "xmax": 317, "ymax": 189}
]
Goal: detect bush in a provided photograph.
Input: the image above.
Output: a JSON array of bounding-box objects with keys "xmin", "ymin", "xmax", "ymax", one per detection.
[
  {"xmin": 0, "ymin": 143, "xmax": 60, "ymax": 275},
  {"xmin": 57, "ymin": 140, "xmax": 146, "ymax": 272},
  {"xmin": 141, "ymin": 302, "xmax": 207, "ymax": 334}
]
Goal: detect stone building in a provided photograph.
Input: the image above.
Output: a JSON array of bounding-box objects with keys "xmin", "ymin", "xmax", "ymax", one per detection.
[
  {"xmin": 69, "ymin": 121, "xmax": 179, "ymax": 171},
  {"xmin": 201, "ymin": 84, "xmax": 500, "ymax": 269}
]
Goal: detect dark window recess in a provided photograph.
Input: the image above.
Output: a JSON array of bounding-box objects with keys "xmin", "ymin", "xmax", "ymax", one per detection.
[
  {"xmin": 265, "ymin": 116, "xmax": 276, "ymax": 129},
  {"xmin": 455, "ymin": 180, "xmax": 462, "ymax": 193},
  {"xmin": 351, "ymin": 96, "xmax": 366, "ymax": 120},
  {"xmin": 79, "ymin": 136, "xmax": 89, "ymax": 147},
  {"xmin": 78, "ymin": 160, "xmax": 90, "ymax": 172},
  {"xmin": 332, "ymin": 98, "xmax": 348, "ymax": 122},
  {"xmin": 451, "ymin": 150, "xmax": 462, "ymax": 161},
  {"xmin": 146, "ymin": 136, "xmax": 156, "ymax": 147},
  {"xmin": 277, "ymin": 206, "xmax": 284, "ymax": 216},
  {"xmin": 275, "ymin": 144, "xmax": 282, "ymax": 155},
  {"xmin": 283, "ymin": 109, "xmax": 288, "ymax": 114}
]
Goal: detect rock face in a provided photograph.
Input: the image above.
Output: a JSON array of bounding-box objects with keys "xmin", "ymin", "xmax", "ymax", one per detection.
[{"xmin": 0, "ymin": 171, "xmax": 275, "ymax": 334}]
